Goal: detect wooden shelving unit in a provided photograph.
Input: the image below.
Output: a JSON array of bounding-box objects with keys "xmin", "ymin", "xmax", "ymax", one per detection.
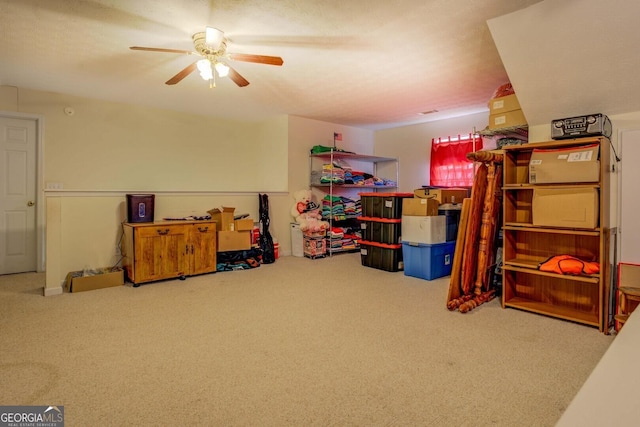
[{"xmin": 501, "ymin": 136, "xmax": 612, "ymax": 332}]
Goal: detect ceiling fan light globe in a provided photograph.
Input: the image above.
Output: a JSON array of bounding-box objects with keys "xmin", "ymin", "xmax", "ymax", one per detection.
[
  {"xmin": 196, "ymin": 58, "xmax": 210, "ymax": 72},
  {"xmin": 215, "ymin": 62, "xmax": 230, "ymax": 78},
  {"xmin": 205, "ymin": 27, "xmax": 224, "ymax": 50},
  {"xmin": 196, "ymin": 59, "xmax": 213, "ymax": 80},
  {"xmin": 199, "ymin": 69, "xmax": 213, "ymax": 80}
]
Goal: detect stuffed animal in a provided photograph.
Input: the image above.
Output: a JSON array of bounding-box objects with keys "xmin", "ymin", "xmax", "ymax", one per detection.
[{"xmin": 291, "ymin": 189, "xmax": 329, "ymax": 233}]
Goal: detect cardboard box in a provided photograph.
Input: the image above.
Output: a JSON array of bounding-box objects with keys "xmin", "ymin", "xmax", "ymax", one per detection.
[
  {"xmin": 413, "ymin": 188, "xmax": 468, "ymax": 204},
  {"xmin": 65, "ymin": 268, "xmax": 124, "ymax": 293},
  {"xmin": 489, "ymin": 109, "xmax": 527, "ymax": 130},
  {"xmin": 208, "ymin": 207, "xmax": 235, "ymax": 231},
  {"xmin": 529, "ymin": 144, "xmax": 600, "ymax": 184},
  {"xmin": 617, "ymin": 263, "xmax": 640, "ymax": 325},
  {"xmin": 489, "ymin": 94, "xmax": 522, "ymax": 114},
  {"xmin": 234, "ymin": 218, "xmax": 254, "ymax": 231},
  {"xmin": 402, "ymin": 198, "xmax": 439, "ymax": 216},
  {"xmin": 401, "ymin": 215, "xmax": 446, "ymax": 244},
  {"xmin": 217, "ymin": 230, "xmax": 251, "ymax": 252},
  {"xmin": 532, "ymin": 188, "xmax": 599, "ymax": 229}
]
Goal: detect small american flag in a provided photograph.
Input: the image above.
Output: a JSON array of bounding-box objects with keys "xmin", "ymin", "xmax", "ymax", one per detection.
[{"xmin": 334, "ymin": 132, "xmax": 342, "ymax": 141}]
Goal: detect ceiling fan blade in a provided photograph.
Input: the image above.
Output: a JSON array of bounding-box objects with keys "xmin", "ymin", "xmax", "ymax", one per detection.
[
  {"xmin": 130, "ymin": 46, "xmax": 196, "ymax": 55},
  {"xmin": 229, "ymin": 53, "xmax": 284, "ymax": 66},
  {"xmin": 165, "ymin": 61, "xmax": 198, "ymax": 85},
  {"xmin": 227, "ymin": 65, "xmax": 250, "ymax": 87}
]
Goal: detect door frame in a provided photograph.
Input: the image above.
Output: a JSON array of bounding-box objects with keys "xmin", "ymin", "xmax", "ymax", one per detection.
[
  {"xmin": 1, "ymin": 110, "xmax": 45, "ymax": 272},
  {"xmin": 618, "ymin": 127, "xmax": 640, "ymax": 264}
]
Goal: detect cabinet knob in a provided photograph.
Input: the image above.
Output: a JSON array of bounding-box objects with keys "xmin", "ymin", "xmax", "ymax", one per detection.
[
  {"xmin": 198, "ymin": 226, "xmax": 209, "ymax": 232},
  {"xmin": 156, "ymin": 229, "xmax": 170, "ymax": 235}
]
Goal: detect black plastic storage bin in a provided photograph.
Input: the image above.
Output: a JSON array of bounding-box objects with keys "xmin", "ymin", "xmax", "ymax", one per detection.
[
  {"xmin": 359, "ymin": 216, "xmax": 402, "ymax": 245},
  {"xmin": 359, "ymin": 193, "xmax": 413, "ymax": 219},
  {"xmin": 126, "ymin": 194, "xmax": 155, "ymax": 223},
  {"xmin": 359, "ymin": 240, "xmax": 403, "ymax": 272},
  {"xmin": 438, "ymin": 204, "xmax": 462, "ymax": 242}
]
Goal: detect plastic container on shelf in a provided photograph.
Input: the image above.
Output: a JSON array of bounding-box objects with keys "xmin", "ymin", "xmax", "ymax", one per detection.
[
  {"xmin": 358, "ymin": 216, "xmax": 402, "ymax": 245},
  {"xmin": 359, "ymin": 192, "xmax": 414, "ymax": 219}
]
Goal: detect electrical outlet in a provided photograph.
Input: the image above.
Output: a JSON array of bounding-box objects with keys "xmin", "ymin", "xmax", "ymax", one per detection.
[{"xmin": 46, "ymin": 182, "xmax": 63, "ymax": 189}]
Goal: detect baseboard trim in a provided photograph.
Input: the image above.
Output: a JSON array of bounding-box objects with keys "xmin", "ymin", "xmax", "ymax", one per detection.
[{"xmin": 43, "ymin": 286, "xmax": 63, "ymax": 296}]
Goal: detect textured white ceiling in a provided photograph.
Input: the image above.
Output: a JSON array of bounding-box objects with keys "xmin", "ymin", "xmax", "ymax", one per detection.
[{"xmin": 0, "ymin": 0, "xmax": 542, "ymax": 130}]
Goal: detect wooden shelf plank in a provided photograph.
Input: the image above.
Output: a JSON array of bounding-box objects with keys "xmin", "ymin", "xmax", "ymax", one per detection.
[
  {"xmin": 503, "ymin": 183, "xmax": 600, "ymax": 189},
  {"xmin": 504, "ymin": 297, "xmax": 599, "ymax": 326},
  {"xmin": 502, "ymin": 263, "xmax": 600, "ymax": 283},
  {"xmin": 501, "ymin": 136, "xmax": 604, "ymax": 151},
  {"xmin": 311, "ymin": 184, "xmax": 397, "ymax": 189},
  {"xmin": 503, "ymin": 225, "xmax": 601, "ymax": 236}
]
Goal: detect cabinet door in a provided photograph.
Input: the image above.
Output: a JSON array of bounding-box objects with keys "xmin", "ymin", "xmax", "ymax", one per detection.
[
  {"xmin": 134, "ymin": 225, "xmax": 188, "ymax": 283},
  {"xmin": 189, "ymin": 223, "xmax": 217, "ymax": 275}
]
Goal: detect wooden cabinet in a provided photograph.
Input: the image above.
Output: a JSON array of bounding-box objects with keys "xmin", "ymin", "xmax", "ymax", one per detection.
[
  {"xmin": 501, "ymin": 136, "xmax": 612, "ymax": 332},
  {"xmin": 122, "ymin": 220, "xmax": 216, "ymax": 286}
]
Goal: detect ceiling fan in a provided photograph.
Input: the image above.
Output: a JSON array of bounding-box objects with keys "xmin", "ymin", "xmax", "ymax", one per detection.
[{"xmin": 130, "ymin": 26, "xmax": 284, "ymax": 88}]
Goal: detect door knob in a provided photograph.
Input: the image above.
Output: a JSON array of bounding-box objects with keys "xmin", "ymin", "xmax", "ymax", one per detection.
[{"xmin": 27, "ymin": 201, "xmax": 35, "ymax": 207}]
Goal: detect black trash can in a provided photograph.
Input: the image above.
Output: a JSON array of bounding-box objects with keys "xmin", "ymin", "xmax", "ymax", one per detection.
[{"xmin": 126, "ymin": 194, "xmax": 155, "ymax": 223}]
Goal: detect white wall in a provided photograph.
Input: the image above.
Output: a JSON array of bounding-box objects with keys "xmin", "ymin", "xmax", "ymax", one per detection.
[{"xmin": 19, "ymin": 89, "xmax": 288, "ymax": 192}]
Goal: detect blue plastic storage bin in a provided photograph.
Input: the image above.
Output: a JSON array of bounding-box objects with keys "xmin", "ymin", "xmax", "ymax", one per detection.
[{"xmin": 402, "ymin": 241, "xmax": 456, "ymax": 280}]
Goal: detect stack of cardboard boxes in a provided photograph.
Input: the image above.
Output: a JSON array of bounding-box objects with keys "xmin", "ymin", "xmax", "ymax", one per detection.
[
  {"xmin": 401, "ymin": 188, "xmax": 468, "ymax": 280},
  {"xmin": 208, "ymin": 207, "xmax": 254, "ymax": 252},
  {"xmin": 488, "ymin": 93, "xmax": 528, "ymax": 130},
  {"xmin": 529, "ymin": 143, "xmax": 600, "ymax": 228}
]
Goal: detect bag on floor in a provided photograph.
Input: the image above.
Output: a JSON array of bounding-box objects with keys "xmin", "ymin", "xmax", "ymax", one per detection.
[{"xmin": 259, "ymin": 193, "xmax": 276, "ymax": 264}]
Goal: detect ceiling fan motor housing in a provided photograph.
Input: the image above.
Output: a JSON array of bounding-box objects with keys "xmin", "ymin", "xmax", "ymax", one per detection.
[{"xmin": 192, "ymin": 32, "xmax": 226, "ymax": 58}]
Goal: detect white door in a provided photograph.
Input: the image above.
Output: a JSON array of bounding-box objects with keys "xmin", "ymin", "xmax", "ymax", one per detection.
[{"xmin": 0, "ymin": 116, "xmax": 37, "ymax": 274}]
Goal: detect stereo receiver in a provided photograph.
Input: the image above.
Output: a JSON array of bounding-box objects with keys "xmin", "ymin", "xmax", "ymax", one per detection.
[{"xmin": 551, "ymin": 113, "xmax": 611, "ymax": 140}]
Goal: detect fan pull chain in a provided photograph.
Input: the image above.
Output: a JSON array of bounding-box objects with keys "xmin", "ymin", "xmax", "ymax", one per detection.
[{"xmin": 210, "ymin": 71, "xmax": 216, "ymax": 89}]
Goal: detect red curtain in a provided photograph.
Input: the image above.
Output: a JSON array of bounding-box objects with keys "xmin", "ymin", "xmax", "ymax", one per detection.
[{"xmin": 430, "ymin": 134, "xmax": 482, "ymax": 187}]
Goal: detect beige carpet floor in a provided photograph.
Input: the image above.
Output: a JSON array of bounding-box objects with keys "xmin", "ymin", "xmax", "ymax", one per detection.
[{"xmin": 0, "ymin": 253, "xmax": 614, "ymax": 426}]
